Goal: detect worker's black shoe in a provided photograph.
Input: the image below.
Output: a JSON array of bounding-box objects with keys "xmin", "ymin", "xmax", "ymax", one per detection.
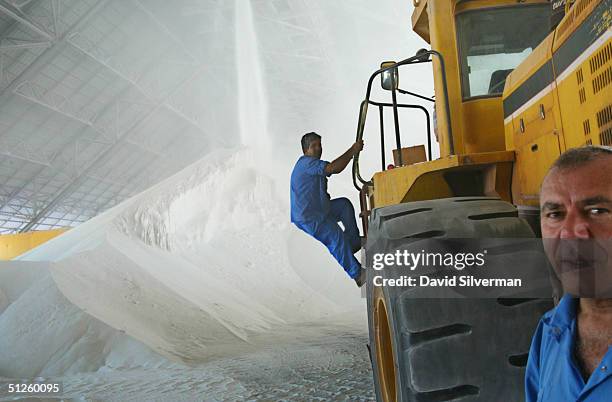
[
  {"xmin": 354, "ymin": 268, "xmax": 367, "ymax": 288},
  {"xmin": 352, "ymin": 236, "xmax": 366, "ymax": 254}
]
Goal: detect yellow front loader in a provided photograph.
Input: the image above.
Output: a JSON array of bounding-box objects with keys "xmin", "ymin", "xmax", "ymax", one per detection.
[{"xmin": 354, "ymin": 0, "xmax": 612, "ymax": 400}]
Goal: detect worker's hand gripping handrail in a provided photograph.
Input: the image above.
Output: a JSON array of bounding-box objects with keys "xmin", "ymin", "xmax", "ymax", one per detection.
[{"xmin": 352, "ymin": 50, "xmax": 453, "ymax": 192}]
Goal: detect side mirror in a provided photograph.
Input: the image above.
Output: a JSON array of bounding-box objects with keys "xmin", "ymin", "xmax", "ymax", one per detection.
[{"xmin": 380, "ymin": 61, "xmax": 398, "ymax": 91}]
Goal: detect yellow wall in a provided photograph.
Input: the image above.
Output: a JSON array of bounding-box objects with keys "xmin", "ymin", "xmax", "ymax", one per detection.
[{"xmin": 0, "ymin": 229, "xmax": 68, "ymax": 260}]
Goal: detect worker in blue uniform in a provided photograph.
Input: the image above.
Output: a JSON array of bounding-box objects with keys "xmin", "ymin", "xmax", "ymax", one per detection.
[{"xmin": 290, "ymin": 132, "xmax": 366, "ymax": 287}]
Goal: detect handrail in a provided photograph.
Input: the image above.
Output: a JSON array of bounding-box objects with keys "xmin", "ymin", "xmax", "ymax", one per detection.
[
  {"xmin": 352, "ymin": 100, "xmax": 370, "ymax": 189},
  {"xmin": 368, "ymin": 101, "xmax": 432, "ymax": 163},
  {"xmin": 352, "ymin": 50, "xmax": 452, "ymax": 192}
]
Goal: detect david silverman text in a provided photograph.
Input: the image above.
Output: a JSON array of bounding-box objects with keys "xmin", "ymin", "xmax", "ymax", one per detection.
[{"xmin": 372, "ymin": 275, "xmax": 522, "ymax": 287}]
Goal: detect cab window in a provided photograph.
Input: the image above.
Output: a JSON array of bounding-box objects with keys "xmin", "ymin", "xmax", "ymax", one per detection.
[{"xmin": 456, "ymin": 5, "xmax": 551, "ymax": 99}]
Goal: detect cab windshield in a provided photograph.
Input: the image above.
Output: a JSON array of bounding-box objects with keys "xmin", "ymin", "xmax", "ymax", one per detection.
[{"xmin": 456, "ymin": 4, "xmax": 551, "ymax": 99}]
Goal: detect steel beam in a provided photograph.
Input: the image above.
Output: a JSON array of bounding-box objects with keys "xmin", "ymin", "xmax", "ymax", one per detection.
[
  {"xmin": 66, "ymin": 32, "xmax": 208, "ymax": 140},
  {"xmin": 0, "ymin": 149, "xmax": 51, "ymax": 166},
  {"xmin": 0, "ymin": 39, "xmax": 51, "ymax": 51},
  {"xmin": 0, "ymin": 0, "xmax": 54, "ymax": 41},
  {"xmin": 2, "ymin": 41, "xmax": 165, "ymax": 226},
  {"xmin": 0, "ymin": 0, "xmax": 110, "ymax": 230},
  {"xmin": 0, "ymin": 0, "xmax": 109, "ymax": 98},
  {"xmin": 20, "ymin": 60, "xmax": 208, "ymax": 232}
]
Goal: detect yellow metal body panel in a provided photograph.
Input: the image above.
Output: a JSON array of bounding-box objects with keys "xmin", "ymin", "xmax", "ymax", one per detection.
[
  {"xmin": 503, "ymin": 34, "xmax": 562, "ymax": 206},
  {"xmin": 462, "ymin": 98, "xmax": 506, "ymax": 153},
  {"xmin": 372, "ymin": 151, "xmax": 515, "ymax": 208},
  {"xmin": 555, "ymin": 33, "xmax": 612, "ymax": 150},
  {"xmin": 513, "ymin": 134, "xmax": 562, "ymax": 206},
  {"xmin": 0, "ymin": 228, "xmax": 67, "ymax": 260},
  {"xmin": 556, "ymin": 50, "xmax": 612, "ymax": 148},
  {"xmin": 411, "ymin": 0, "xmax": 429, "ymax": 43},
  {"xmin": 504, "ymin": 34, "xmax": 557, "ymax": 153},
  {"xmin": 503, "ymin": 0, "xmax": 611, "ymax": 206}
]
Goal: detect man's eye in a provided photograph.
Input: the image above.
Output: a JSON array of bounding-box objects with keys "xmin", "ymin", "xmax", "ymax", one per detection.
[
  {"xmin": 588, "ymin": 207, "xmax": 610, "ymax": 216},
  {"xmin": 545, "ymin": 211, "xmax": 564, "ymax": 219}
]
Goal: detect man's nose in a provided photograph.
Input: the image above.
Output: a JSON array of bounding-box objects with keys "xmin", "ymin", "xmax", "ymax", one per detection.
[{"xmin": 559, "ymin": 210, "xmax": 591, "ymax": 239}]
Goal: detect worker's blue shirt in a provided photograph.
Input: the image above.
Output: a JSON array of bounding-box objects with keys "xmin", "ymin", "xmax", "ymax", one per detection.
[
  {"xmin": 290, "ymin": 155, "xmax": 331, "ymax": 224},
  {"xmin": 525, "ymin": 294, "xmax": 612, "ymax": 402}
]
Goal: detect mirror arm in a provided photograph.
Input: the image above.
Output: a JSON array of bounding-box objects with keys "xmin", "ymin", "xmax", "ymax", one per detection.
[{"xmin": 396, "ymin": 88, "xmax": 435, "ymax": 102}]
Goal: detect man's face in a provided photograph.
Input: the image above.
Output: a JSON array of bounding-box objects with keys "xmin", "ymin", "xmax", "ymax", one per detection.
[
  {"xmin": 305, "ymin": 138, "xmax": 322, "ymax": 159},
  {"xmin": 540, "ymin": 156, "xmax": 612, "ymax": 296}
]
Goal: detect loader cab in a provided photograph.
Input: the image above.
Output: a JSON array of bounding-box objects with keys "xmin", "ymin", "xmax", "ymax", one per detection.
[{"xmin": 412, "ymin": 0, "xmax": 551, "ymax": 157}]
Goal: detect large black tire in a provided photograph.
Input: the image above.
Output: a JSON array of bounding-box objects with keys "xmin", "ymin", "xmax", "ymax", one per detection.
[{"xmin": 365, "ymin": 197, "xmax": 553, "ymax": 402}]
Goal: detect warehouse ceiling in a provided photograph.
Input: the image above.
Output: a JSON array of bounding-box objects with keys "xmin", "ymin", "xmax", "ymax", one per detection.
[{"xmin": 0, "ymin": 0, "xmax": 417, "ymax": 233}]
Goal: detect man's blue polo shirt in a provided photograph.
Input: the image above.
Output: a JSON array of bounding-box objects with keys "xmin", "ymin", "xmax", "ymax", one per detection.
[
  {"xmin": 290, "ymin": 155, "xmax": 331, "ymax": 224},
  {"xmin": 525, "ymin": 294, "xmax": 612, "ymax": 401}
]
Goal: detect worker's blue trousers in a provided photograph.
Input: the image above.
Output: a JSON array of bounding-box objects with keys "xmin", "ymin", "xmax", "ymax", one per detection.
[{"xmin": 295, "ymin": 197, "xmax": 361, "ymax": 279}]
